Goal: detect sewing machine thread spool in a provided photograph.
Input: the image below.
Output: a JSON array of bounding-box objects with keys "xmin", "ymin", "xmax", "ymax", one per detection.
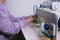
[{"xmin": 44, "ymin": 23, "xmax": 49, "ymax": 30}]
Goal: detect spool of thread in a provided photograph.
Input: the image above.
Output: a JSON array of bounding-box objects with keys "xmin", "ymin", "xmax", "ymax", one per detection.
[{"xmin": 44, "ymin": 23, "xmax": 49, "ymax": 30}]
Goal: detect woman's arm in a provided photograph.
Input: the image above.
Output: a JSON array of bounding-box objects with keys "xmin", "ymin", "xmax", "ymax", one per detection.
[
  {"xmin": 8, "ymin": 11, "xmax": 34, "ymax": 28},
  {"xmin": 0, "ymin": 3, "xmax": 34, "ymax": 35},
  {"xmin": 0, "ymin": 5, "xmax": 27, "ymax": 35},
  {"xmin": 0, "ymin": 9, "xmax": 34, "ymax": 35}
]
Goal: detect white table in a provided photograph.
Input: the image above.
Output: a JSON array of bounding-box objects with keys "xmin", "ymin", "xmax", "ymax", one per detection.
[{"xmin": 22, "ymin": 25, "xmax": 40, "ymax": 40}]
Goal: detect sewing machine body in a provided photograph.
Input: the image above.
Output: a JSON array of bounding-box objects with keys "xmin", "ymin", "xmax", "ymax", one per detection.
[{"xmin": 33, "ymin": 8, "xmax": 57, "ymax": 40}]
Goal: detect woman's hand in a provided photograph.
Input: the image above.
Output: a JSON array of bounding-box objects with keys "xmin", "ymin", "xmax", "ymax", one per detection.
[{"xmin": 26, "ymin": 16, "xmax": 34, "ymax": 23}]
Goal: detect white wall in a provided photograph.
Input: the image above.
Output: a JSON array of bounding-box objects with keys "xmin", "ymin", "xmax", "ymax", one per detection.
[{"xmin": 4, "ymin": 0, "xmax": 49, "ymax": 17}]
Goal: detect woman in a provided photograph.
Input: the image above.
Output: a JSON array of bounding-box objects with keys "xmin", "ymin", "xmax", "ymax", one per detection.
[{"xmin": 0, "ymin": 0, "xmax": 34, "ymax": 40}]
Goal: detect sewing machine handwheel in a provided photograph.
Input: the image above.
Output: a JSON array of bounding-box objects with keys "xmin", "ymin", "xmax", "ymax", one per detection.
[
  {"xmin": 58, "ymin": 18, "xmax": 60, "ymax": 29},
  {"xmin": 44, "ymin": 24, "xmax": 49, "ymax": 30}
]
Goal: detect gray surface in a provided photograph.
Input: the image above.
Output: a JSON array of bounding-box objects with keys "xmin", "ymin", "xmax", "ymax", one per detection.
[
  {"xmin": 36, "ymin": 9, "xmax": 57, "ymax": 25},
  {"xmin": 51, "ymin": 0, "xmax": 60, "ymax": 2}
]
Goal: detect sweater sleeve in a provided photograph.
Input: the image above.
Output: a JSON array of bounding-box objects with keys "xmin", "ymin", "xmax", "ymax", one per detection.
[{"xmin": 0, "ymin": 3, "xmax": 28, "ymax": 35}]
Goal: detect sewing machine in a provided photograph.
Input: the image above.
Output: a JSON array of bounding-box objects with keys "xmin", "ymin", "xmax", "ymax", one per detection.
[
  {"xmin": 32, "ymin": 8, "xmax": 57, "ymax": 40},
  {"xmin": 20, "ymin": 8, "xmax": 57, "ymax": 40}
]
